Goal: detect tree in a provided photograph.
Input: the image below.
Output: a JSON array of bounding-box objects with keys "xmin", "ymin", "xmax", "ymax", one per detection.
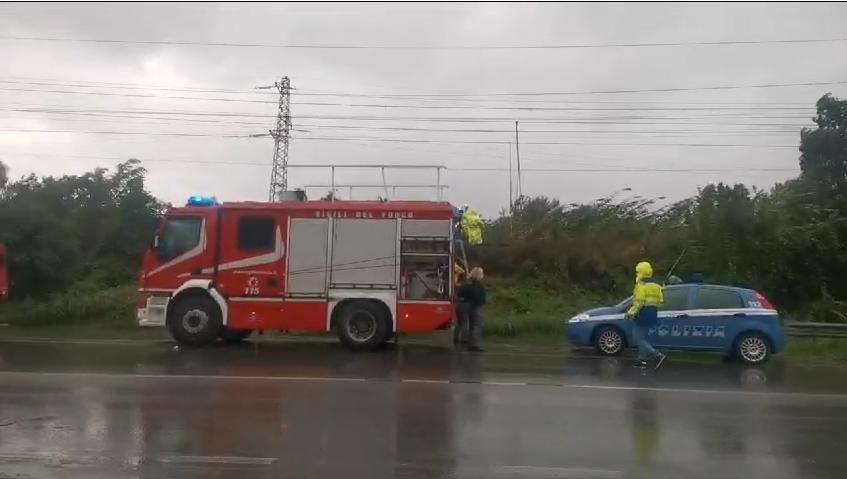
[
  {"xmin": 0, "ymin": 160, "xmax": 165, "ymax": 298},
  {"xmin": 0, "ymin": 160, "xmax": 7, "ymax": 189},
  {"xmin": 799, "ymin": 94, "xmax": 847, "ymax": 211}
]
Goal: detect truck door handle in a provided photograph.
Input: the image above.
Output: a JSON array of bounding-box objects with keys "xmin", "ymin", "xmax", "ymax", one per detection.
[
  {"xmin": 267, "ymin": 278, "xmax": 279, "ymax": 288},
  {"xmin": 191, "ymin": 268, "xmax": 202, "ymax": 275},
  {"xmin": 733, "ymin": 312, "xmax": 747, "ymax": 317},
  {"xmin": 676, "ymin": 313, "xmax": 689, "ymax": 318}
]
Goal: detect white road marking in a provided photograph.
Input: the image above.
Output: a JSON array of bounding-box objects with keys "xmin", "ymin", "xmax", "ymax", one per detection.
[
  {"xmin": 0, "ymin": 452, "xmax": 275, "ymax": 467},
  {"xmin": 0, "ymin": 370, "xmax": 845, "ymax": 399},
  {"xmin": 0, "ymin": 371, "xmax": 366, "ymax": 383},
  {"xmin": 158, "ymin": 455, "xmax": 276, "ymax": 465},
  {"xmin": 481, "ymin": 381, "xmax": 529, "ymax": 386},
  {"xmin": 0, "ymin": 337, "xmax": 172, "ymax": 346},
  {"xmin": 495, "ymin": 465, "xmax": 623, "ymax": 478},
  {"xmin": 401, "ymin": 378, "xmax": 450, "ymax": 384}
]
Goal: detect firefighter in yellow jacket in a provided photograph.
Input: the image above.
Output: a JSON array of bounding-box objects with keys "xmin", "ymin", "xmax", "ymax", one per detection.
[
  {"xmin": 626, "ymin": 261, "xmax": 667, "ymax": 369},
  {"xmin": 461, "ymin": 206, "xmax": 483, "ymax": 246}
]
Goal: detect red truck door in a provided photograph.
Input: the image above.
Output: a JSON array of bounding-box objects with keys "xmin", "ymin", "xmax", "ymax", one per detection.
[
  {"xmin": 216, "ymin": 210, "xmax": 287, "ymax": 300},
  {"xmin": 140, "ymin": 212, "xmax": 216, "ymax": 292}
]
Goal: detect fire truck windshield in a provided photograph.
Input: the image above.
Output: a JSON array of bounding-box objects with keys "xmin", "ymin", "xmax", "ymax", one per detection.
[{"xmin": 157, "ymin": 217, "xmax": 202, "ymax": 262}]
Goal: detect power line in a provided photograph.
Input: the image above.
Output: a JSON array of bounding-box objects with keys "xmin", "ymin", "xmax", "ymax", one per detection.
[
  {"xmin": 0, "ymin": 109, "xmax": 803, "ymax": 134},
  {"xmin": 2, "ymin": 152, "xmax": 798, "ymax": 174},
  {"xmin": 292, "ymin": 135, "xmax": 798, "ymax": 148},
  {"xmin": 1, "ymin": 84, "xmax": 828, "ymax": 112},
  {"xmin": 4, "ymin": 80, "xmax": 847, "ymax": 101},
  {"xmin": 0, "ymin": 127, "xmax": 801, "ymax": 147},
  {"xmin": 4, "ymin": 77, "xmax": 823, "ymax": 107},
  {"xmin": 2, "ymin": 105, "xmax": 816, "ymax": 124},
  {"xmin": 0, "ymin": 86, "xmax": 275, "ymax": 103},
  {"xmin": 3, "ymin": 34, "xmax": 846, "ymax": 50},
  {"xmin": 4, "ymin": 76, "xmax": 827, "ymax": 106},
  {"xmin": 287, "ymin": 80, "xmax": 847, "ymax": 97},
  {"xmin": 0, "ymin": 79, "xmax": 269, "ymax": 95},
  {"xmin": 0, "ymin": 128, "xmax": 259, "ymax": 138}
]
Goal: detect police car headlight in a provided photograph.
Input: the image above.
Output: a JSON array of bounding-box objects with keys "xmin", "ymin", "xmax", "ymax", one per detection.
[{"xmin": 568, "ymin": 313, "xmax": 590, "ymax": 323}]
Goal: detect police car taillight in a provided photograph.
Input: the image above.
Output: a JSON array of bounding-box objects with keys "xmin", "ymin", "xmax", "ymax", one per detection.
[{"xmin": 755, "ymin": 292, "xmax": 775, "ymax": 310}]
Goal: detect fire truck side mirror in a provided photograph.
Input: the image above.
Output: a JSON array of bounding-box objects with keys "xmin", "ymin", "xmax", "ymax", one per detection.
[{"xmin": 152, "ymin": 235, "xmax": 160, "ymax": 250}]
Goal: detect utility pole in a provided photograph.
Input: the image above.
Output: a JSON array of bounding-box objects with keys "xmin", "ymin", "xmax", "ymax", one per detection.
[
  {"xmin": 508, "ymin": 142, "xmax": 514, "ymax": 237},
  {"xmin": 508, "ymin": 142, "xmax": 514, "ymax": 213},
  {"xmin": 268, "ymin": 76, "xmax": 291, "ymax": 202},
  {"xmin": 514, "ymin": 121, "xmax": 522, "ymax": 199}
]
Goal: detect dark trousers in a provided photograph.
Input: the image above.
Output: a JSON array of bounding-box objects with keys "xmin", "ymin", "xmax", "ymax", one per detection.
[
  {"xmin": 468, "ymin": 305, "xmax": 484, "ymax": 348},
  {"xmin": 454, "ymin": 302, "xmax": 471, "ymax": 344}
]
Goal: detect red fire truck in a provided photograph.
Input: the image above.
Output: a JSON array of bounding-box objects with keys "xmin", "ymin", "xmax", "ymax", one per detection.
[
  {"xmin": 0, "ymin": 243, "xmax": 7, "ymax": 300},
  {"xmin": 137, "ymin": 198, "xmax": 457, "ymax": 350}
]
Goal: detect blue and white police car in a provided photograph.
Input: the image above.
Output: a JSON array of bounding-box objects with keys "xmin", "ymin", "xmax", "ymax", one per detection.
[{"xmin": 566, "ymin": 283, "xmax": 786, "ymax": 364}]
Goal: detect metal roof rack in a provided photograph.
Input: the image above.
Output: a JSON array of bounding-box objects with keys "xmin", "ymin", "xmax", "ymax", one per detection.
[{"xmin": 285, "ymin": 164, "xmax": 447, "ymax": 201}]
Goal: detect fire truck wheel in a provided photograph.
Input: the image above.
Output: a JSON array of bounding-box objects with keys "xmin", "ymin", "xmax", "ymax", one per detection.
[
  {"xmin": 335, "ymin": 300, "xmax": 391, "ymax": 351},
  {"xmin": 220, "ymin": 328, "xmax": 252, "ymax": 344},
  {"xmin": 167, "ymin": 295, "xmax": 223, "ymax": 347}
]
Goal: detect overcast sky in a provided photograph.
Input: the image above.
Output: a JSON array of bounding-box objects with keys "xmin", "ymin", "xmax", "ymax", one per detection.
[{"xmin": 2, "ymin": 2, "xmax": 847, "ymax": 216}]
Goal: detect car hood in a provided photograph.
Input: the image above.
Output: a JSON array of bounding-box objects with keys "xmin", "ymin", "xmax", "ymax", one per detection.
[{"xmin": 584, "ymin": 306, "xmax": 622, "ymax": 317}]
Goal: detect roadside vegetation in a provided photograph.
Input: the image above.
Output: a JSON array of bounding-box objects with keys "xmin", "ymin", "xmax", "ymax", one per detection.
[{"xmin": 1, "ymin": 95, "xmax": 847, "ymax": 361}]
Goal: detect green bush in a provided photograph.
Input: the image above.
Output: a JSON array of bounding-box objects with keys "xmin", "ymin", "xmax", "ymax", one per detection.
[
  {"xmin": 0, "ymin": 281, "xmax": 137, "ymax": 328},
  {"xmin": 483, "ymin": 278, "xmax": 614, "ymax": 337}
]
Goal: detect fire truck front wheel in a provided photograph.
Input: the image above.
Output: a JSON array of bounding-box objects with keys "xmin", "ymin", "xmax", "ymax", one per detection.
[
  {"xmin": 335, "ymin": 300, "xmax": 391, "ymax": 351},
  {"xmin": 167, "ymin": 295, "xmax": 223, "ymax": 347}
]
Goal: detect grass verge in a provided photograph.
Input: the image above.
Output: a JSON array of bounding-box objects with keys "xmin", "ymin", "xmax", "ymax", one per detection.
[{"xmin": 0, "ymin": 282, "xmax": 137, "ymax": 329}]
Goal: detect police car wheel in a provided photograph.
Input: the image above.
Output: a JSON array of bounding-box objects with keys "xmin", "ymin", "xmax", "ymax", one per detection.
[
  {"xmin": 594, "ymin": 326, "xmax": 625, "ymax": 356},
  {"xmin": 335, "ymin": 300, "xmax": 390, "ymax": 351},
  {"xmin": 167, "ymin": 295, "xmax": 222, "ymax": 347},
  {"xmin": 735, "ymin": 333, "xmax": 770, "ymax": 364}
]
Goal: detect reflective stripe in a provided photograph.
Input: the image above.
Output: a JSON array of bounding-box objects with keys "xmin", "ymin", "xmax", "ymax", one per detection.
[{"xmin": 581, "ymin": 308, "xmax": 777, "ymax": 322}]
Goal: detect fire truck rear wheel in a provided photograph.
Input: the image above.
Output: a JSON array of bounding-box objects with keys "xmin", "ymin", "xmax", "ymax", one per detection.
[
  {"xmin": 167, "ymin": 295, "xmax": 222, "ymax": 347},
  {"xmin": 335, "ymin": 300, "xmax": 391, "ymax": 351}
]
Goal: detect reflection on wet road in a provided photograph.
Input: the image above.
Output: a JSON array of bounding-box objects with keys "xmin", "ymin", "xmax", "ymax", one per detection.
[{"xmin": 0, "ymin": 339, "xmax": 846, "ymax": 478}]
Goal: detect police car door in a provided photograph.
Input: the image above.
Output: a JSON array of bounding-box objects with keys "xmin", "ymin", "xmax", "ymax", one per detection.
[
  {"xmin": 651, "ymin": 285, "xmax": 694, "ymax": 349},
  {"xmin": 689, "ymin": 286, "xmax": 746, "ymax": 351}
]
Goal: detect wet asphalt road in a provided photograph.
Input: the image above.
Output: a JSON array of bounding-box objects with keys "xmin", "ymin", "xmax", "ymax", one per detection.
[{"xmin": 1, "ymin": 338, "xmax": 846, "ymax": 478}]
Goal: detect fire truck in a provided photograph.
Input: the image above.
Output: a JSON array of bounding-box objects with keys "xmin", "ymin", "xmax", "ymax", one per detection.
[
  {"xmin": 137, "ymin": 198, "xmax": 457, "ymax": 350},
  {"xmin": 0, "ymin": 243, "xmax": 7, "ymax": 300}
]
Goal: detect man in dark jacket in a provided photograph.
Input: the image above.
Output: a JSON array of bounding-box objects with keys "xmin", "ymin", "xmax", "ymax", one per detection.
[
  {"xmin": 453, "ymin": 270, "xmax": 470, "ymax": 347},
  {"xmin": 457, "ymin": 267, "xmax": 486, "ymax": 352}
]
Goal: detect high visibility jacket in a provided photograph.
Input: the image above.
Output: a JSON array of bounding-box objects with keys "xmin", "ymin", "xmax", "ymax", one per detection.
[
  {"xmin": 462, "ymin": 209, "xmax": 483, "ymax": 246},
  {"xmin": 627, "ymin": 279, "xmax": 663, "ymax": 319}
]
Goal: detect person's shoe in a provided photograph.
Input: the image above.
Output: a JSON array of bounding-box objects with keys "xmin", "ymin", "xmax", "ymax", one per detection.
[
  {"xmin": 468, "ymin": 346, "xmax": 485, "ymax": 352},
  {"xmin": 653, "ymin": 353, "xmax": 667, "ymax": 370},
  {"xmin": 632, "ymin": 360, "xmax": 648, "ymax": 369}
]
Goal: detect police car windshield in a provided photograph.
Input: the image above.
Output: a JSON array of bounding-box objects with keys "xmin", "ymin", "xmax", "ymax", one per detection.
[{"xmin": 615, "ymin": 296, "xmax": 633, "ymax": 308}]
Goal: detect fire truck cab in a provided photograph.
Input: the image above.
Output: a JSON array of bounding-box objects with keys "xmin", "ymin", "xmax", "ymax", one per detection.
[
  {"xmin": 0, "ymin": 244, "xmax": 7, "ymax": 300},
  {"xmin": 137, "ymin": 198, "xmax": 457, "ymax": 350}
]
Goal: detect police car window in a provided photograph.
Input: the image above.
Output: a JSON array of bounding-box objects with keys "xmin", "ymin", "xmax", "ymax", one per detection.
[
  {"xmin": 662, "ymin": 287, "xmax": 689, "ymax": 310},
  {"xmin": 160, "ymin": 217, "xmax": 202, "ymax": 262},
  {"xmin": 696, "ymin": 288, "xmax": 743, "ymax": 309},
  {"xmin": 238, "ymin": 217, "xmax": 275, "ymax": 251}
]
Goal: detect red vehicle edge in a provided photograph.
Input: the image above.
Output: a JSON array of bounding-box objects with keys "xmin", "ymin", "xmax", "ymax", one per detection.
[
  {"xmin": 137, "ymin": 199, "xmax": 457, "ymax": 350},
  {"xmin": 0, "ymin": 243, "xmax": 7, "ymax": 300}
]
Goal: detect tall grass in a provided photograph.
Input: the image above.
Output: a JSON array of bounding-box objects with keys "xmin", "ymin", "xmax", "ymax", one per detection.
[
  {"xmin": 483, "ymin": 277, "xmax": 615, "ymax": 337},
  {"xmin": 0, "ymin": 281, "xmax": 136, "ymax": 328}
]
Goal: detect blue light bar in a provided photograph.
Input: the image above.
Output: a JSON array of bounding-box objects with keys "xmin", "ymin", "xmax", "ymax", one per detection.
[{"xmin": 186, "ymin": 196, "xmax": 218, "ymax": 207}]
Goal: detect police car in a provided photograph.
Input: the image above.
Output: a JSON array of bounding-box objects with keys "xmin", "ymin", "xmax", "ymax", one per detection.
[{"xmin": 566, "ymin": 283, "xmax": 786, "ymax": 364}]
